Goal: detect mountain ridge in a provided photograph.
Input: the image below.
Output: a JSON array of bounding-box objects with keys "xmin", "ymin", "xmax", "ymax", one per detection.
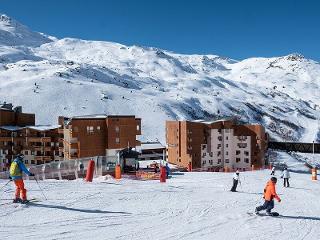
[{"xmin": 0, "ymin": 14, "xmax": 319, "ymax": 143}]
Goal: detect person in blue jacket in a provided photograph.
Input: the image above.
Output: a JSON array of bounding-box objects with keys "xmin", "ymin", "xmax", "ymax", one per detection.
[
  {"xmin": 165, "ymin": 163, "xmax": 170, "ymax": 179},
  {"xmin": 9, "ymin": 154, "xmax": 34, "ymax": 203}
]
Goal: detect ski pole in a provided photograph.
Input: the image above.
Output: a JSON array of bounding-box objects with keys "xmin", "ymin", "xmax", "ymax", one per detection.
[
  {"xmin": 0, "ymin": 180, "xmax": 11, "ymax": 191},
  {"xmin": 34, "ymin": 178, "xmax": 48, "ymax": 200}
]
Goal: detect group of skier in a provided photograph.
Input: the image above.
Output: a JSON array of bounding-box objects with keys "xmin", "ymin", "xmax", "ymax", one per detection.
[{"xmin": 230, "ymin": 165, "xmax": 291, "ymax": 216}]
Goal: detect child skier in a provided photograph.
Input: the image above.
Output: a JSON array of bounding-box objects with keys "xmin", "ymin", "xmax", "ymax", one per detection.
[
  {"xmin": 255, "ymin": 177, "xmax": 281, "ymax": 215},
  {"xmin": 281, "ymin": 167, "xmax": 290, "ymax": 187},
  {"xmin": 9, "ymin": 154, "xmax": 35, "ymax": 203},
  {"xmin": 230, "ymin": 170, "xmax": 240, "ymax": 192}
]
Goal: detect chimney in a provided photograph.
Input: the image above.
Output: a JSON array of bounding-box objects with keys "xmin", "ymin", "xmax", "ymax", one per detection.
[{"xmin": 13, "ymin": 106, "xmax": 22, "ymax": 113}]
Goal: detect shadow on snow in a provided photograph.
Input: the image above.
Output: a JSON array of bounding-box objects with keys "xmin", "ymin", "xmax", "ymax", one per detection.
[{"xmin": 29, "ymin": 202, "xmax": 131, "ymax": 215}]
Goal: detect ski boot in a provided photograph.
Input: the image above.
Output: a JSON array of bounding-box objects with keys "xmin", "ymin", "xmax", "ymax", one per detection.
[{"xmin": 13, "ymin": 198, "xmax": 22, "ymax": 203}]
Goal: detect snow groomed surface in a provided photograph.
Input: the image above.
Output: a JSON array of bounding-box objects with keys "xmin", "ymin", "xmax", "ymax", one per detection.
[{"xmin": 1, "ymin": 170, "xmax": 320, "ymax": 240}]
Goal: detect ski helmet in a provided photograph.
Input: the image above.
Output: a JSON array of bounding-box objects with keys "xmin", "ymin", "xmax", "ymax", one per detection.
[{"xmin": 271, "ymin": 177, "xmax": 277, "ymax": 183}]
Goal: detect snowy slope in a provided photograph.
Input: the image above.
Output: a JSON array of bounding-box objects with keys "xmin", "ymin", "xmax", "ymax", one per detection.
[
  {"xmin": 1, "ymin": 170, "xmax": 320, "ymax": 240},
  {"xmin": 0, "ymin": 14, "xmax": 319, "ymax": 143}
]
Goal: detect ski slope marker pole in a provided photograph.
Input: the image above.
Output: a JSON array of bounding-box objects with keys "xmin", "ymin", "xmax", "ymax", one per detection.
[{"xmin": 35, "ymin": 178, "xmax": 48, "ymax": 200}]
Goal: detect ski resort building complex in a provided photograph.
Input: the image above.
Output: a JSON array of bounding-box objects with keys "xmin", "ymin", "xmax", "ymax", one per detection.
[
  {"xmin": 0, "ymin": 104, "xmax": 63, "ymax": 171},
  {"xmin": 166, "ymin": 119, "xmax": 268, "ymax": 171},
  {"xmin": 59, "ymin": 115, "xmax": 141, "ymax": 160}
]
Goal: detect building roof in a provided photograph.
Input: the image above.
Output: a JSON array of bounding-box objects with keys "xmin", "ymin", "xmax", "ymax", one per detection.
[
  {"xmin": 0, "ymin": 125, "xmax": 60, "ymax": 132},
  {"xmin": 70, "ymin": 114, "xmax": 137, "ymax": 120},
  {"xmin": 27, "ymin": 125, "xmax": 61, "ymax": 131},
  {"xmin": 190, "ymin": 118, "xmax": 233, "ymax": 124},
  {"xmin": 141, "ymin": 142, "xmax": 165, "ymax": 150},
  {"xmin": 0, "ymin": 126, "xmax": 24, "ymax": 131}
]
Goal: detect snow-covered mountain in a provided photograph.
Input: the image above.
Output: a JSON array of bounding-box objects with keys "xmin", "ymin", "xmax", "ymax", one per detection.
[{"xmin": 0, "ymin": 14, "xmax": 319, "ymax": 143}]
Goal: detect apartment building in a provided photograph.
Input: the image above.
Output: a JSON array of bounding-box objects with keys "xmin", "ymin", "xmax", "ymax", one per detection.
[
  {"xmin": 166, "ymin": 119, "xmax": 268, "ymax": 171},
  {"xmin": 59, "ymin": 115, "xmax": 141, "ymax": 160},
  {"xmin": 0, "ymin": 104, "xmax": 63, "ymax": 171}
]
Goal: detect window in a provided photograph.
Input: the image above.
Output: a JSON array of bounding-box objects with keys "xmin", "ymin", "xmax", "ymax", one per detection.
[
  {"xmin": 116, "ymin": 137, "xmax": 120, "ymax": 143},
  {"xmin": 226, "ymin": 136, "xmax": 228, "ymax": 140},
  {"xmin": 25, "ymin": 160, "xmax": 29, "ymax": 164},
  {"xmin": 244, "ymin": 158, "xmax": 249, "ymax": 163},
  {"xmin": 217, "ymin": 151, "xmax": 221, "ymax": 156},
  {"xmin": 87, "ymin": 126, "xmax": 94, "ymax": 134},
  {"xmin": 31, "ymin": 160, "xmax": 35, "ymax": 164},
  {"xmin": 209, "ymin": 152, "xmax": 213, "ymax": 157},
  {"xmin": 202, "ymin": 153, "xmax": 206, "ymax": 157},
  {"xmin": 97, "ymin": 126, "xmax": 101, "ymax": 131},
  {"xmin": 226, "ymin": 144, "xmax": 228, "ymax": 148},
  {"xmin": 137, "ymin": 125, "xmax": 140, "ymax": 131},
  {"xmin": 237, "ymin": 143, "xmax": 247, "ymax": 148},
  {"xmin": 218, "ymin": 136, "xmax": 222, "ymax": 141},
  {"xmin": 236, "ymin": 150, "xmax": 240, "ymax": 155},
  {"xmin": 226, "ymin": 151, "xmax": 228, "ymax": 155},
  {"xmin": 202, "ymin": 145, "xmax": 206, "ymax": 150},
  {"xmin": 236, "ymin": 158, "xmax": 240, "ymax": 163},
  {"xmin": 225, "ymin": 159, "xmax": 229, "ymax": 163},
  {"xmin": 202, "ymin": 160, "xmax": 206, "ymax": 164},
  {"xmin": 218, "ymin": 159, "xmax": 221, "ymax": 164},
  {"xmin": 24, "ymin": 151, "xmax": 28, "ymax": 155},
  {"xmin": 244, "ymin": 151, "xmax": 249, "ymax": 156},
  {"xmin": 115, "ymin": 126, "xmax": 120, "ymax": 133},
  {"xmin": 217, "ymin": 144, "xmax": 221, "ymax": 149}
]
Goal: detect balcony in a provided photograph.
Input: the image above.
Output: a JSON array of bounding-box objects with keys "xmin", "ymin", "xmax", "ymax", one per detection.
[
  {"xmin": 34, "ymin": 156, "xmax": 53, "ymax": 161},
  {"xmin": 44, "ymin": 146, "xmax": 53, "ymax": 151},
  {"xmin": 28, "ymin": 137, "xmax": 52, "ymax": 143},
  {"xmin": 0, "ymin": 137, "xmax": 12, "ymax": 141}
]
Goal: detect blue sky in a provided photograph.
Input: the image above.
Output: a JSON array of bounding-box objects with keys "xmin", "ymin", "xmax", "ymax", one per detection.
[{"xmin": 2, "ymin": 0, "xmax": 320, "ymax": 60}]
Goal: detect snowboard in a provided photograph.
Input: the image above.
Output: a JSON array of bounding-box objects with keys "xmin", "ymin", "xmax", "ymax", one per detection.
[{"xmin": 247, "ymin": 212, "xmax": 280, "ymax": 217}]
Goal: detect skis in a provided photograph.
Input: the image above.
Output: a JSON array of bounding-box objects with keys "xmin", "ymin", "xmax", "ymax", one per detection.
[
  {"xmin": 247, "ymin": 211, "xmax": 280, "ymax": 217},
  {"xmin": 0, "ymin": 198, "xmax": 41, "ymax": 207}
]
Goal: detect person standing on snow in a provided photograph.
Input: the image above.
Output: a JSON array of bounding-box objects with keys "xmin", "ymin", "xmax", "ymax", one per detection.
[
  {"xmin": 281, "ymin": 167, "xmax": 290, "ymax": 187},
  {"xmin": 9, "ymin": 154, "xmax": 35, "ymax": 203},
  {"xmin": 270, "ymin": 166, "xmax": 275, "ymax": 175},
  {"xmin": 255, "ymin": 177, "xmax": 281, "ymax": 215},
  {"xmin": 230, "ymin": 170, "xmax": 240, "ymax": 192}
]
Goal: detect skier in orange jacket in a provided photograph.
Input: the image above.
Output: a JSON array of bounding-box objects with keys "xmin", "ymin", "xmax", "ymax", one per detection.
[{"xmin": 255, "ymin": 177, "xmax": 281, "ymax": 215}]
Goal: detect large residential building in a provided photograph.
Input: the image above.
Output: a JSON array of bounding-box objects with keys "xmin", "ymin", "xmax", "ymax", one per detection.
[
  {"xmin": 0, "ymin": 104, "xmax": 63, "ymax": 171},
  {"xmin": 166, "ymin": 119, "xmax": 268, "ymax": 171},
  {"xmin": 59, "ymin": 115, "xmax": 141, "ymax": 160}
]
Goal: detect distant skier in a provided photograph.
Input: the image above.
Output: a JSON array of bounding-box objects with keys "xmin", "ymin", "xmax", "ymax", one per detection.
[
  {"xmin": 165, "ymin": 163, "xmax": 170, "ymax": 179},
  {"xmin": 230, "ymin": 170, "xmax": 240, "ymax": 192},
  {"xmin": 281, "ymin": 167, "xmax": 290, "ymax": 187},
  {"xmin": 9, "ymin": 154, "xmax": 35, "ymax": 204},
  {"xmin": 255, "ymin": 177, "xmax": 281, "ymax": 215},
  {"xmin": 270, "ymin": 166, "xmax": 275, "ymax": 175}
]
